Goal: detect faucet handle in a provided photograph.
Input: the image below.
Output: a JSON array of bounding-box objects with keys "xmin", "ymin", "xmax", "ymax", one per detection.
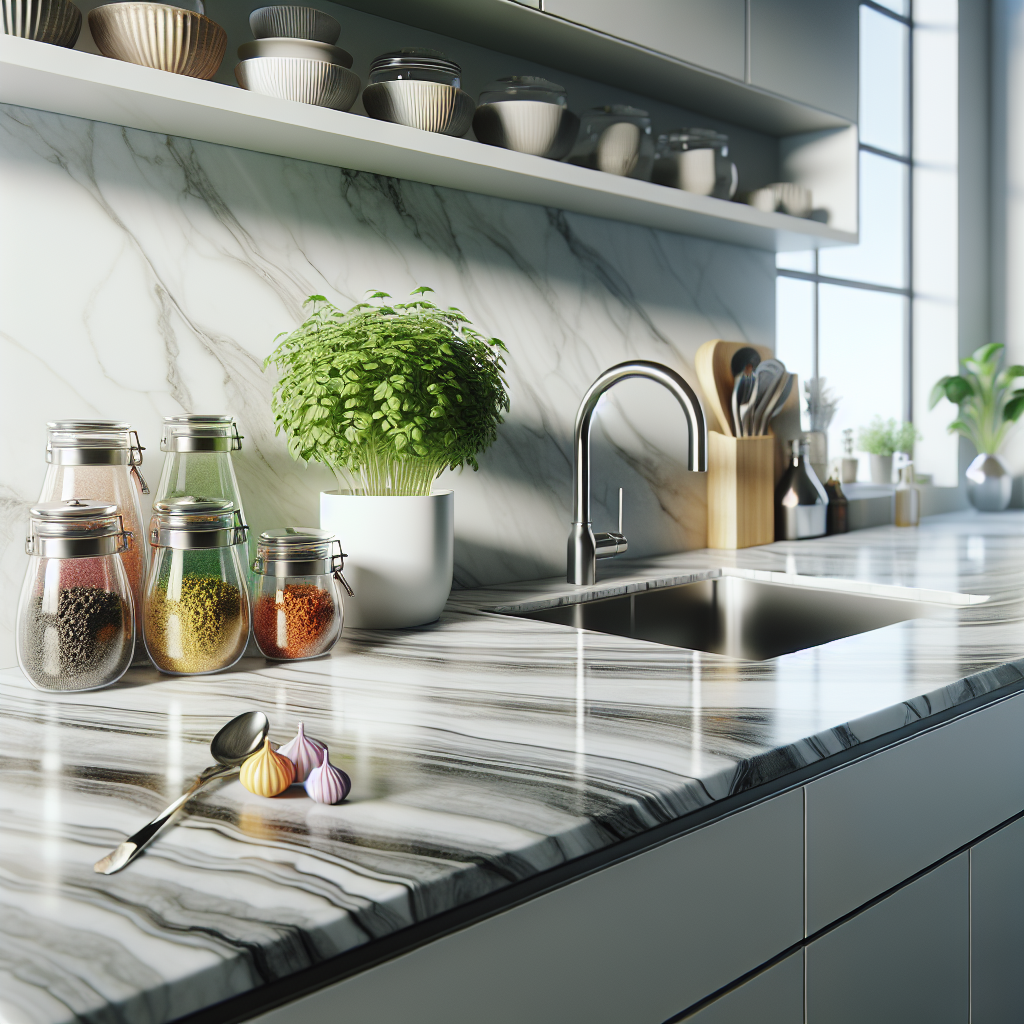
[{"xmin": 595, "ymin": 487, "xmax": 628, "ymax": 559}]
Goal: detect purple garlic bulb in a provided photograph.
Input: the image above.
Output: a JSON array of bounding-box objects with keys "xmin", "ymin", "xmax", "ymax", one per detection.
[
  {"xmin": 277, "ymin": 722, "xmax": 327, "ymax": 783},
  {"xmin": 304, "ymin": 750, "xmax": 351, "ymax": 805}
]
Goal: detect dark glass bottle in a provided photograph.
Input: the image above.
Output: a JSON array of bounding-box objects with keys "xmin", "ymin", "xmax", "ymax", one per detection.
[
  {"xmin": 824, "ymin": 475, "xmax": 849, "ymax": 534},
  {"xmin": 775, "ymin": 439, "xmax": 828, "ymax": 540}
]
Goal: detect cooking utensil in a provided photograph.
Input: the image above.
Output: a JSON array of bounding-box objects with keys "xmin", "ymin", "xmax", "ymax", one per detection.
[
  {"xmin": 94, "ymin": 711, "xmax": 269, "ymax": 875},
  {"xmin": 750, "ymin": 359, "xmax": 784, "ymax": 435},
  {"xmin": 729, "ymin": 346, "xmax": 761, "ymax": 379},
  {"xmin": 762, "ymin": 373, "xmax": 794, "ymax": 434},
  {"xmin": 694, "ymin": 340, "xmax": 774, "ymax": 437},
  {"xmin": 732, "ymin": 367, "xmax": 756, "ymax": 436},
  {"xmin": 738, "ymin": 374, "xmax": 760, "ymax": 437},
  {"xmin": 754, "ymin": 368, "xmax": 790, "ymax": 435}
]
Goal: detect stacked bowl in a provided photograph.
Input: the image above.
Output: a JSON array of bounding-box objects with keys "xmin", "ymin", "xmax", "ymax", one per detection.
[{"xmin": 235, "ymin": 5, "xmax": 360, "ymax": 111}]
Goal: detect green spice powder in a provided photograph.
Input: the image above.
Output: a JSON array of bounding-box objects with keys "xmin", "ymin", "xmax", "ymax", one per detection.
[{"xmin": 146, "ymin": 573, "xmax": 245, "ymax": 674}]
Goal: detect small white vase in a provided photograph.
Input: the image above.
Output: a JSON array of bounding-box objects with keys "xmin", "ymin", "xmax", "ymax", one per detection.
[
  {"xmin": 320, "ymin": 490, "xmax": 454, "ymax": 628},
  {"xmin": 965, "ymin": 453, "xmax": 1012, "ymax": 511},
  {"xmin": 869, "ymin": 454, "xmax": 894, "ymax": 484}
]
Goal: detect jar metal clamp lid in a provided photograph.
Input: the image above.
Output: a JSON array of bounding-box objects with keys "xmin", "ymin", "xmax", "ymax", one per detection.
[
  {"xmin": 160, "ymin": 414, "xmax": 244, "ymax": 453},
  {"xmin": 45, "ymin": 419, "xmax": 150, "ymax": 494},
  {"xmin": 149, "ymin": 497, "xmax": 249, "ymax": 549},
  {"xmin": 251, "ymin": 527, "xmax": 354, "ymax": 595},
  {"xmin": 26, "ymin": 498, "xmax": 132, "ymax": 558}
]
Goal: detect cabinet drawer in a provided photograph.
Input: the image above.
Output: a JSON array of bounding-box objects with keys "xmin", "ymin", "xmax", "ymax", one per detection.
[
  {"xmin": 971, "ymin": 816, "xmax": 1024, "ymax": 1022},
  {"xmin": 682, "ymin": 951, "xmax": 803, "ymax": 1023},
  {"xmin": 806, "ymin": 692, "xmax": 1024, "ymax": 932},
  {"xmin": 543, "ymin": 0, "xmax": 746, "ymax": 80},
  {"xmin": 806, "ymin": 854, "xmax": 969, "ymax": 1024},
  {"xmin": 252, "ymin": 791, "xmax": 803, "ymax": 1024}
]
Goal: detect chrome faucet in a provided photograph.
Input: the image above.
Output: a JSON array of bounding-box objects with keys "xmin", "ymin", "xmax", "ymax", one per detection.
[{"xmin": 567, "ymin": 360, "xmax": 708, "ymax": 585}]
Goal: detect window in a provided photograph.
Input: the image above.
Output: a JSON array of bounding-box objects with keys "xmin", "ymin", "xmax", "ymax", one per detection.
[{"xmin": 775, "ymin": 1, "xmax": 959, "ymax": 485}]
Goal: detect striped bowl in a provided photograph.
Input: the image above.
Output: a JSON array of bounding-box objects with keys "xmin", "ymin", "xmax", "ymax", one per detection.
[
  {"xmin": 362, "ymin": 80, "xmax": 475, "ymax": 137},
  {"xmin": 235, "ymin": 56, "xmax": 360, "ymax": 111},
  {"xmin": 88, "ymin": 3, "xmax": 226, "ymax": 80},
  {"xmin": 248, "ymin": 5, "xmax": 340, "ymax": 44},
  {"xmin": 2, "ymin": 0, "xmax": 82, "ymax": 47}
]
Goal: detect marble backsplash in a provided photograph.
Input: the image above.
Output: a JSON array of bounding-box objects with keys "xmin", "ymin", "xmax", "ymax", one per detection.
[{"xmin": 0, "ymin": 103, "xmax": 774, "ymax": 667}]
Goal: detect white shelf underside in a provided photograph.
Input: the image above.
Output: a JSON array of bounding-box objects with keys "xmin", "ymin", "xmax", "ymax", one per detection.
[{"xmin": 0, "ymin": 35, "xmax": 858, "ymax": 252}]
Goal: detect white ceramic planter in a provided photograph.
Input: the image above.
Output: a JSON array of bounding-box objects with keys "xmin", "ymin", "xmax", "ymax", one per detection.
[
  {"xmin": 869, "ymin": 454, "xmax": 894, "ymax": 484},
  {"xmin": 320, "ymin": 490, "xmax": 454, "ymax": 629}
]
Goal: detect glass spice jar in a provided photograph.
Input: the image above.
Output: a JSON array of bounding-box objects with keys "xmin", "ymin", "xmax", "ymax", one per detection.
[
  {"xmin": 251, "ymin": 528, "xmax": 353, "ymax": 661},
  {"xmin": 17, "ymin": 499, "xmax": 135, "ymax": 691},
  {"xmin": 144, "ymin": 498, "xmax": 251, "ymax": 675},
  {"xmin": 38, "ymin": 420, "xmax": 149, "ymax": 644}
]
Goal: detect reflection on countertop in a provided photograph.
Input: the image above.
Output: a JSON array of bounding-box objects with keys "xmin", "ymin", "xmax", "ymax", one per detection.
[{"xmin": 2, "ymin": 510, "xmax": 1023, "ymax": 1024}]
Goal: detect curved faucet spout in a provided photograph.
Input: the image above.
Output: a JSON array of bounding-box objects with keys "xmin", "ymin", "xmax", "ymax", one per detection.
[{"xmin": 567, "ymin": 360, "xmax": 708, "ymax": 586}]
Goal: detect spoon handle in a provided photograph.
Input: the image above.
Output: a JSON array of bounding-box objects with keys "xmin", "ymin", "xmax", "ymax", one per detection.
[{"xmin": 93, "ymin": 764, "xmax": 237, "ymax": 875}]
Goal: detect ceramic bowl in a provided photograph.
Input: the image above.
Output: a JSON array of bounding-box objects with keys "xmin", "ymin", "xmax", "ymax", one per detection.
[
  {"xmin": 88, "ymin": 2, "xmax": 226, "ymax": 79},
  {"xmin": 473, "ymin": 101, "xmax": 579, "ymax": 159},
  {"xmin": 2, "ymin": 0, "xmax": 82, "ymax": 47},
  {"xmin": 235, "ymin": 56, "xmax": 360, "ymax": 110},
  {"xmin": 745, "ymin": 182, "xmax": 813, "ymax": 218},
  {"xmin": 362, "ymin": 80, "xmax": 475, "ymax": 136},
  {"xmin": 237, "ymin": 35, "xmax": 351, "ymax": 67},
  {"xmin": 248, "ymin": 4, "xmax": 339, "ymax": 44}
]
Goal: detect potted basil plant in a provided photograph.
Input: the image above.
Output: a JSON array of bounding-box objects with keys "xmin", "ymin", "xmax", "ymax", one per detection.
[
  {"xmin": 930, "ymin": 343, "xmax": 1024, "ymax": 511},
  {"xmin": 265, "ymin": 289, "xmax": 510, "ymax": 628},
  {"xmin": 857, "ymin": 418, "xmax": 919, "ymax": 484}
]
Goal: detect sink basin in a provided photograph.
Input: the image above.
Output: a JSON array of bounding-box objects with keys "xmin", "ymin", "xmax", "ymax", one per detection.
[{"xmin": 507, "ymin": 575, "xmax": 953, "ymax": 661}]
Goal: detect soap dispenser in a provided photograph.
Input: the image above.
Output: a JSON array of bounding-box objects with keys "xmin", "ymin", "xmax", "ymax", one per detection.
[
  {"xmin": 775, "ymin": 438, "xmax": 828, "ymax": 540},
  {"xmin": 895, "ymin": 462, "xmax": 920, "ymax": 527}
]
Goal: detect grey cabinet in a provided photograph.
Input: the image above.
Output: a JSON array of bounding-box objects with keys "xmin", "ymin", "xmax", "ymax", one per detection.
[
  {"xmin": 250, "ymin": 791, "xmax": 803, "ymax": 1024},
  {"xmin": 543, "ymin": 0, "xmax": 746, "ymax": 80},
  {"xmin": 971, "ymin": 816, "xmax": 1024, "ymax": 1022},
  {"xmin": 805, "ymin": 692, "xmax": 1024, "ymax": 933},
  {"xmin": 682, "ymin": 952, "xmax": 803, "ymax": 1023},
  {"xmin": 806, "ymin": 854, "xmax": 970, "ymax": 1024},
  {"xmin": 749, "ymin": 0, "xmax": 859, "ymax": 121}
]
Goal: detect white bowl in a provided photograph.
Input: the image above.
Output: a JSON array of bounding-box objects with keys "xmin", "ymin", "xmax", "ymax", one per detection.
[
  {"xmin": 235, "ymin": 56, "xmax": 360, "ymax": 110},
  {"xmin": 472, "ymin": 101, "xmax": 579, "ymax": 159},
  {"xmin": 237, "ymin": 36, "xmax": 352, "ymax": 67},
  {"xmin": 248, "ymin": 5, "xmax": 339, "ymax": 43},
  {"xmin": 362, "ymin": 80, "xmax": 475, "ymax": 136}
]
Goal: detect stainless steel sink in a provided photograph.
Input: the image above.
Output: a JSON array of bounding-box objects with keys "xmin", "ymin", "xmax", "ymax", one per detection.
[{"xmin": 509, "ymin": 575, "xmax": 952, "ymax": 661}]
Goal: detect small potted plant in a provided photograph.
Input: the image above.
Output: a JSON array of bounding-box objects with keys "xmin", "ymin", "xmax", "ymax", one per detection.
[
  {"xmin": 265, "ymin": 288, "xmax": 510, "ymax": 628},
  {"xmin": 857, "ymin": 418, "xmax": 919, "ymax": 484},
  {"xmin": 930, "ymin": 343, "xmax": 1024, "ymax": 511}
]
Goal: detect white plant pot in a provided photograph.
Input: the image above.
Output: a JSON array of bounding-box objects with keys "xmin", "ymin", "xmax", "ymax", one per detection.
[
  {"xmin": 320, "ymin": 490, "xmax": 454, "ymax": 629},
  {"xmin": 869, "ymin": 454, "xmax": 894, "ymax": 484}
]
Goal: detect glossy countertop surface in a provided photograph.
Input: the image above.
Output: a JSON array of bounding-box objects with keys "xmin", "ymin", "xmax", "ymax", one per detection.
[{"xmin": 3, "ymin": 511, "xmax": 1024, "ymax": 1024}]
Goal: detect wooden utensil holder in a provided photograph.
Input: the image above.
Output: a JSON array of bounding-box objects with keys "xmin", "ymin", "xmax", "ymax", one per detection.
[{"xmin": 707, "ymin": 432, "xmax": 775, "ymax": 549}]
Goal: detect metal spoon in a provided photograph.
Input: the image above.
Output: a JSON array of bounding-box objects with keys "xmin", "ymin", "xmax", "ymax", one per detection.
[
  {"xmin": 94, "ymin": 711, "xmax": 269, "ymax": 875},
  {"xmin": 762, "ymin": 373, "xmax": 795, "ymax": 434}
]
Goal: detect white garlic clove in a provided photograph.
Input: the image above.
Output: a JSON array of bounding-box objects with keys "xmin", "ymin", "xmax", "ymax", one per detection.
[
  {"xmin": 304, "ymin": 749, "xmax": 351, "ymax": 805},
  {"xmin": 277, "ymin": 721, "xmax": 327, "ymax": 783}
]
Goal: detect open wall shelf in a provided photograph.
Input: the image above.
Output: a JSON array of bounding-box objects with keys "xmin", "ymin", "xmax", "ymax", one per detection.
[{"xmin": 0, "ymin": 35, "xmax": 857, "ymax": 251}]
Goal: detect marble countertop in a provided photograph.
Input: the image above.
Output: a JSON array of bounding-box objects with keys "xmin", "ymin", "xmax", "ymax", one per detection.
[{"xmin": 4, "ymin": 511, "xmax": 1024, "ymax": 1024}]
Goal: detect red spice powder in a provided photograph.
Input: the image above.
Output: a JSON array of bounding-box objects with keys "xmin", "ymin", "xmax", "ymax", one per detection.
[{"xmin": 253, "ymin": 583, "xmax": 336, "ymax": 660}]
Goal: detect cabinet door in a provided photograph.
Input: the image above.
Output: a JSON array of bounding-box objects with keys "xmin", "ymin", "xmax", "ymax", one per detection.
[
  {"xmin": 682, "ymin": 951, "xmax": 803, "ymax": 1023},
  {"xmin": 806, "ymin": 854, "xmax": 969, "ymax": 1024},
  {"xmin": 250, "ymin": 791, "xmax": 803, "ymax": 1024},
  {"xmin": 805, "ymin": 692, "xmax": 1024, "ymax": 933},
  {"xmin": 543, "ymin": 0, "xmax": 746, "ymax": 80},
  {"xmin": 749, "ymin": 0, "xmax": 859, "ymax": 120},
  {"xmin": 971, "ymin": 816, "xmax": 1024, "ymax": 1022}
]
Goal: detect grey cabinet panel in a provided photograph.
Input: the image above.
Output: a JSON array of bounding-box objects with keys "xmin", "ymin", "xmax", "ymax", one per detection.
[
  {"xmin": 806, "ymin": 693, "xmax": 1024, "ymax": 933},
  {"xmin": 543, "ymin": 0, "xmax": 746, "ymax": 80},
  {"xmin": 683, "ymin": 951, "xmax": 803, "ymax": 1023},
  {"xmin": 251, "ymin": 791, "xmax": 803, "ymax": 1024},
  {"xmin": 749, "ymin": 0, "xmax": 859, "ymax": 121},
  {"xmin": 971, "ymin": 816, "xmax": 1024, "ymax": 1023},
  {"xmin": 806, "ymin": 855, "xmax": 970, "ymax": 1024}
]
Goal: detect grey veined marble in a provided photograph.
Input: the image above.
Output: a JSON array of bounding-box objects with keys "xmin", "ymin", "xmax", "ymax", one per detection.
[
  {"xmin": 0, "ymin": 103, "xmax": 774, "ymax": 667},
  {"xmin": 2, "ymin": 512, "xmax": 1024, "ymax": 1024}
]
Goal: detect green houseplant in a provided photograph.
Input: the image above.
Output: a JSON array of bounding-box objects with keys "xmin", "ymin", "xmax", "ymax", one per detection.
[
  {"xmin": 929, "ymin": 343, "xmax": 1024, "ymax": 510},
  {"xmin": 264, "ymin": 288, "xmax": 510, "ymax": 627},
  {"xmin": 857, "ymin": 417, "xmax": 919, "ymax": 484}
]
